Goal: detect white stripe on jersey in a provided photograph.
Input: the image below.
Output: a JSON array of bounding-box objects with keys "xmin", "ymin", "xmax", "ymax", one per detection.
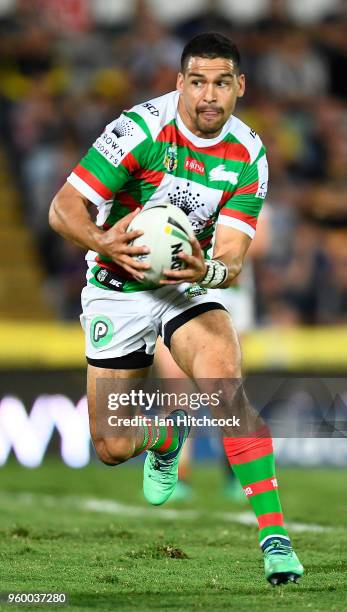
[
  {"xmin": 67, "ymin": 173, "xmax": 105, "ymax": 207},
  {"xmin": 230, "ymin": 115, "xmax": 263, "ymax": 164},
  {"xmin": 217, "ymin": 214, "xmax": 255, "ymax": 239}
]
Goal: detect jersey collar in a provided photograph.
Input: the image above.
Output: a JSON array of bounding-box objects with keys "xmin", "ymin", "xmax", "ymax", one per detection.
[{"xmin": 176, "ymin": 96, "xmax": 233, "ymax": 148}]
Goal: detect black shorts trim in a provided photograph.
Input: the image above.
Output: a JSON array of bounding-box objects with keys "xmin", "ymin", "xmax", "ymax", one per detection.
[
  {"xmin": 163, "ymin": 302, "xmax": 227, "ymax": 350},
  {"xmin": 87, "ymin": 349, "xmax": 154, "ymax": 370}
]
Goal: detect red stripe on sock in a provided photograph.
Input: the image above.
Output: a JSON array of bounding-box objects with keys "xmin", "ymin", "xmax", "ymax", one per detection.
[
  {"xmin": 132, "ymin": 421, "xmax": 152, "ymax": 456},
  {"xmin": 223, "ymin": 426, "xmax": 273, "ymax": 465},
  {"xmin": 258, "ymin": 512, "xmax": 284, "ymax": 529},
  {"xmin": 155, "ymin": 424, "xmax": 173, "ymax": 453},
  {"xmin": 144, "ymin": 422, "xmax": 156, "ymax": 450},
  {"xmin": 243, "ymin": 477, "xmax": 278, "ymax": 497}
]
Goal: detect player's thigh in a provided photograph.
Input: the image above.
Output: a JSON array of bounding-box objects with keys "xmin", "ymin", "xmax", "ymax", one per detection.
[
  {"xmin": 170, "ymin": 309, "xmax": 241, "ymax": 379},
  {"xmin": 170, "ymin": 312, "xmax": 260, "ymax": 435},
  {"xmin": 154, "ymin": 337, "xmax": 187, "ymax": 379},
  {"xmin": 87, "ymin": 364, "xmax": 150, "ymax": 435}
]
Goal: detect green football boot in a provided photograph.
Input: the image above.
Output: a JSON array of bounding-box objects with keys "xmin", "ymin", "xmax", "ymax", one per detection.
[
  {"xmin": 263, "ymin": 537, "xmax": 304, "ymax": 586},
  {"xmin": 143, "ymin": 409, "xmax": 190, "ymax": 506}
]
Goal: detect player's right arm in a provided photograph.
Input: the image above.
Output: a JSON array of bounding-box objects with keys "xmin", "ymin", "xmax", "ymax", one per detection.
[
  {"xmin": 49, "ymin": 184, "xmax": 149, "ymax": 280},
  {"xmin": 49, "ymin": 113, "xmax": 151, "ymax": 280}
]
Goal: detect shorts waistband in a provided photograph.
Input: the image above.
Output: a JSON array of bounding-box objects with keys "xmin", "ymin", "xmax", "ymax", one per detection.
[{"xmin": 94, "ymin": 267, "xmax": 126, "ymax": 291}]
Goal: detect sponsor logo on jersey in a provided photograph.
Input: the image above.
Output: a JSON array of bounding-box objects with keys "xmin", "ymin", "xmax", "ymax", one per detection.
[
  {"xmin": 257, "ymin": 181, "xmax": 267, "ymax": 199},
  {"xmin": 184, "ymin": 157, "xmax": 205, "ymax": 175},
  {"xmin": 95, "ymin": 268, "xmax": 125, "ymax": 290},
  {"xmin": 109, "ymin": 278, "xmax": 123, "ymax": 288},
  {"xmin": 112, "ymin": 126, "xmax": 122, "ymax": 137},
  {"xmin": 185, "ymin": 284, "xmax": 208, "ymax": 300},
  {"xmin": 93, "ymin": 132, "xmax": 126, "ymax": 167},
  {"xmin": 101, "ymin": 132, "xmax": 125, "ymax": 156},
  {"xmin": 209, "ymin": 164, "xmax": 239, "ymax": 184},
  {"xmin": 142, "ymin": 102, "xmax": 159, "ymax": 116},
  {"xmin": 256, "ymin": 155, "xmax": 268, "ymax": 199},
  {"xmin": 90, "ymin": 316, "xmax": 114, "ymax": 348},
  {"xmin": 164, "ymin": 143, "xmax": 178, "ymax": 173}
]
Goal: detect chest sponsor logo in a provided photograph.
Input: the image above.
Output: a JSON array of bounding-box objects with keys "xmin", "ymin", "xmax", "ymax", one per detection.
[
  {"xmin": 164, "ymin": 143, "xmax": 178, "ymax": 173},
  {"xmin": 184, "ymin": 157, "xmax": 205, "ymax": 175},
  {"xmin": 209, "ymin": 164, "xmax": 239, "ymax": 184}
]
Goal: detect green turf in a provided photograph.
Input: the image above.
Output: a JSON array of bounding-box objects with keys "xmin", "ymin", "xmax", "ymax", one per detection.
[{"xmin": 0, "ymin": 459, "xmax": 346, "ymax": 611}]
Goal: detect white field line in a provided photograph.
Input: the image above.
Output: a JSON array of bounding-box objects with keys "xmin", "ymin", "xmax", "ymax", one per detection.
[{"xmin": 0, "ymin": 491, "xmax": 336, "ymax": 533}]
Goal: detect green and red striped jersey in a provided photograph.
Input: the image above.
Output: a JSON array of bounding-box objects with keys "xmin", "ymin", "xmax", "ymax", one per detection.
[{"xmin": 67, "ymin": 90, "xmax": 268, "ymax": 291}]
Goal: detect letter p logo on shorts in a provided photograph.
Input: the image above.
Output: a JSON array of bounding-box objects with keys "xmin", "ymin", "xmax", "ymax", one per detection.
[{"xmin": 90, "ymin": 316, "xmax": 114, "ymax": 348}]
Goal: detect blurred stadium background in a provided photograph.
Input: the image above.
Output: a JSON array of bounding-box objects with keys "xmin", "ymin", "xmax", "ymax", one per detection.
[{"xmin": 1, "ymin": 0, "xmax": 347, "ymax": 471}]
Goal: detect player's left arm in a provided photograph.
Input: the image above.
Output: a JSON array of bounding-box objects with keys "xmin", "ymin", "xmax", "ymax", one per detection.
[
  {"xmin": 210, "ymin": 225, "xmax": 251, "ymax": 287},
  {"xmin": 211, "ymin": 146, "xmax": 268, "ymax": 287}
]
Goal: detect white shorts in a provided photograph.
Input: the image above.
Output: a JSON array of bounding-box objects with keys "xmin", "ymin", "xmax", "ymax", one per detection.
[{"xmin": 80, "ymin": 283, "xmax": 227, "ymax": 369}]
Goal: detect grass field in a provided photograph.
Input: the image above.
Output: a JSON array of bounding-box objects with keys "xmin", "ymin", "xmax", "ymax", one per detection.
[{"xmin": 0, "ymin": 459, "xmax": 346, "ymax": 611}]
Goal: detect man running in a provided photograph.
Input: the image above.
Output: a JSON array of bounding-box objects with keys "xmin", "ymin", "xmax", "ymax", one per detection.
[{"xmin": 49, "ymin": 32, "xmax": 303, "ymax": 585}]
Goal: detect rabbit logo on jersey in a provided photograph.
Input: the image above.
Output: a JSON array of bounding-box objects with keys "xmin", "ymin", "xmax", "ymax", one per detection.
[{"xmin": 209, "ymin": 164, "xmax": 239, "ymax": 184}]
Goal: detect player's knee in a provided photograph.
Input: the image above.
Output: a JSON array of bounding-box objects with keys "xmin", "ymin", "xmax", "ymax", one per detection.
[
  {"xmin": 94, "ymin": 438, "xmax": 134, "ymax": 466},
  {"xmin": 193, "ymin": 357, "xmax": 241, "ymax": 379}
]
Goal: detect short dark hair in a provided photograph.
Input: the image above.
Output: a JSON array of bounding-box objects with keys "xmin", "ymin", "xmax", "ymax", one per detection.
[{"xmin": 181, "ymin": 32, "xmax": 241, "ymax": 74}]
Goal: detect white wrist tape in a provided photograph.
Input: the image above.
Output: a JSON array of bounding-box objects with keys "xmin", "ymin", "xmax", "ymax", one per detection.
[{"xmin": 200, "ymin": 259, "xmax": 228, "ymax": 288}]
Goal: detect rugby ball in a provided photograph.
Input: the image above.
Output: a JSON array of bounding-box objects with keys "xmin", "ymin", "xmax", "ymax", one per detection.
[{"xmin": 127, "ymin": 203, "xmax": 193, "ymax": 285}]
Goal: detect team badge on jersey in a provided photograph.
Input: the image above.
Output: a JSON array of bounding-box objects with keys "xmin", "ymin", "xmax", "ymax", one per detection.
[
  {"xmin": 209, "ymin": 164, "xmax": 239, "ymax": 184},
  {"xmin": 164, "ymin": 143, "xmax": 178, "ymax": 173}
]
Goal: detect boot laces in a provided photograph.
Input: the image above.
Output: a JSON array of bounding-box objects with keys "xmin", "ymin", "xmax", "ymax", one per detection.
[{"xmin": 264, "ymin": 540, "xmax": 292, "ymax": 558}]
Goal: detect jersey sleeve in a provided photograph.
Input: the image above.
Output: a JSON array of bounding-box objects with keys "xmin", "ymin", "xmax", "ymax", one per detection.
[
  {"xmin": 67, "ymin": 114, "xmax": 150, "ymax": 206},
  {"xmin": 217, "ymin": 147, "xmax": 268, "ymax": 239}
]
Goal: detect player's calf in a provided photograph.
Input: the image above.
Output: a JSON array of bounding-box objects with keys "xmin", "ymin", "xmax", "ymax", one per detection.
[
  {"xmin": 93, "ymin": 436, "xmax": 135, "ymax": 466},
  {"xmin": 143, "ymin": 409, "xmax": 191, "ymax": 505}
]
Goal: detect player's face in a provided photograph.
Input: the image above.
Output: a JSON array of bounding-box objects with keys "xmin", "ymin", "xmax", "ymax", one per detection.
[{"xmin": 177, "ymin": 57, "xmax": 245, "ymax": 138}]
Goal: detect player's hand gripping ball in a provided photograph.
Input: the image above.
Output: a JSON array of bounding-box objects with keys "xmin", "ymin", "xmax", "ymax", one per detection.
[{"xmin": 127, "ymin": 203, "xmax": 193, "ymax": 284}]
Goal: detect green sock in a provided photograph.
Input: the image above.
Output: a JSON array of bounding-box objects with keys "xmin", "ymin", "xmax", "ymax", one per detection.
[{"xmin": 223, "ymin": 429, "xmax": 290, "ymax": 545}]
